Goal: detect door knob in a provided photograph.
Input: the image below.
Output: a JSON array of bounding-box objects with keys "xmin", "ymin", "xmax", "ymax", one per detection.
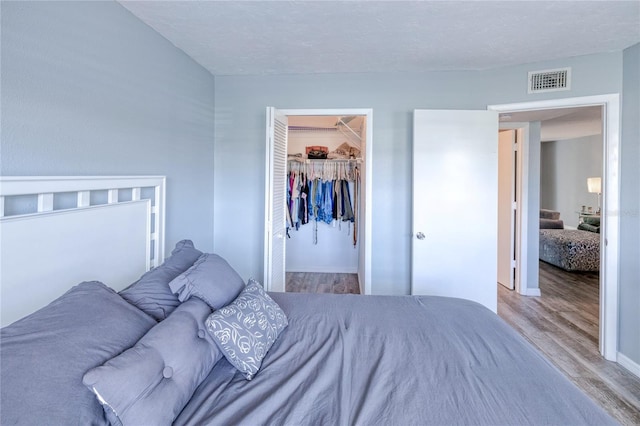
[{"xmin": 416, "ymin": 232, "xmax": 425, "ymax": 240}]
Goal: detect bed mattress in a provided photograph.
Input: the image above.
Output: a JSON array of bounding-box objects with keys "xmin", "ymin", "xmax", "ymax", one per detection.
[{"xmin": 175, "ymin": 292, "xmax": 614, "ymax": 425}]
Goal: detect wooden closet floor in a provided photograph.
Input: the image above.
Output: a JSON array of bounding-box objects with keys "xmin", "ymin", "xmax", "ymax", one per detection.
[
  {"xmin": 285, "ymin": 272, "xmax": 360, "ymax": 294},
  {"xmin": 498, "ymin": 261, "xmax": 640, "ymax": 425}
]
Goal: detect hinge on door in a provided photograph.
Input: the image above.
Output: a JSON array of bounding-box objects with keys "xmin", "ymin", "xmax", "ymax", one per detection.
[
  {"xmin": 513, "ymin": 141, "xmax": 518, "ymax": 151},
  {"xmin": 512, "ymin": 201, "xmax": 517, "ymax": 210},
  {"xmin": 511, "ymin": 259, "xmax": 517, "ymax": 268}
]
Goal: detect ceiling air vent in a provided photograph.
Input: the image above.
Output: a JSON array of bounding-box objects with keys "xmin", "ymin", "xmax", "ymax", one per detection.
[{"xmin": 528, "ymin": 67, "xmax": 571, "ymax": 94}]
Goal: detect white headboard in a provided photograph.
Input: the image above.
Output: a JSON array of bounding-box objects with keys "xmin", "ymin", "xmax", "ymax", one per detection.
[{"xmin": 0, "ymin": 176, "xmax": 166, "ymax": 326}]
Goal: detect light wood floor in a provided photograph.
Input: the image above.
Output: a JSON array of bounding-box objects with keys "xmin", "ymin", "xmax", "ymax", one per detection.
[
  {"xmin": 498, "ymin": 261, "xmax": 640, "ymax": 425},
  {"xmin": 285, "ymin": 272, "xmax": 360, "ymax": 294}
]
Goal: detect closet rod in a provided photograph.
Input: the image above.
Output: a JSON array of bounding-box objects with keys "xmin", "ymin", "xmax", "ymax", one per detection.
[{"xmin": 288, "ymin": 126, "xmax": 338, "ymax": 132}]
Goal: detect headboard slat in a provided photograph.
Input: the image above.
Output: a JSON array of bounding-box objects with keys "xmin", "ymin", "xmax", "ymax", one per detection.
[
  {"xmin": 37, "ymin": 193, "xmax": 54, "ymax": 212},
  {"xmin": 77, "ymin": 191, "xmax": 90, "ymax": 207}
]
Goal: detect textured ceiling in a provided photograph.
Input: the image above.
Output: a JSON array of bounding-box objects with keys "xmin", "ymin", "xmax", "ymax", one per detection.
[{"xmin": 118, "ymin": 0, "xmax": 640, "ymax": 76}]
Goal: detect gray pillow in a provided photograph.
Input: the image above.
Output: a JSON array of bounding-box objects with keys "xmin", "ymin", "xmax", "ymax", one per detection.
[
  {"xmin": 120, "ymin": 239, "xmax": 202, "ymax": 321},
  {"xmin": 540, "ymin": 218, "xmax": 564, "ymax": 229},
  {"xmin": 583, "ymin": 216, "xmax": 601, "ymax": 226},
  {"xmin": 169, "ymin": 253, "xmax": 245, "ymax": 309},
  {"xmin": 1, "ymin": 281, "xmax": 156, "ymax": 425},
  {"xmin": 578, "ymin": 223, "xmax": 600, "ymax": 233},
  {"xmin": 205, "ymin": 279, "xmax": 288, "ymax": 380},
  {"xmin": 83, "ymin": 298, "xmax": 222, "ymax": 426},
  {"xmin": 540, "ymin": 209, "xmax": 561, "ymax": 220}
]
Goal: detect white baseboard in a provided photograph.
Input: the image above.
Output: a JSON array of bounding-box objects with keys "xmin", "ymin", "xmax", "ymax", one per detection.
[
  {"xmin": 286, "ymin": 266, "xmax": 358, "ymax": 274},
  {"xmin": 617, "ymin": 352, "xmax": 640, "ymax": 378},
  {"xmin": 521, "ymin": 287, "xmax": 541, "ymax": 297}
]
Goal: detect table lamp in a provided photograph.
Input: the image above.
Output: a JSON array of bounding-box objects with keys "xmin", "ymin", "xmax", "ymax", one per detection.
[{"xmin": 587, "ymin": 177, "xmax": 601, "ymax": 214}]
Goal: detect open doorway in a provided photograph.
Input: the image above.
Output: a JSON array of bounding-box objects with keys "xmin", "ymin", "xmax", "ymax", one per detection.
[
  {"xmin": 490, "ymin": 94, "xmax": 619, "ymax": 361},
  {"xmin": 286, "ymin": 115, "xmax": 364, "ymax": 294},
  {"xmin": 264, "ymin": 108, "xmax": 373, "ymax": 295},
  {"xmin": 502, "ymin": 106, "xmax": 604, "ymax": 347}
]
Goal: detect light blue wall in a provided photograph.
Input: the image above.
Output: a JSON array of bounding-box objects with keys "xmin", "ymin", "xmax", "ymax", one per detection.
[
  {"xmin": 620, "ymin": 43, "xmax": 640, "ymax": 365},
  {"xmin": 213, "ymin": 52, "xmax": 623, "ymax": 295},
  {"xmin": 0, "ymin": 1, "xmax": 216, "ymax": 252},
  {"xmin": 541, "ymin": 134, "xmax": 603, "ymax": 228}
]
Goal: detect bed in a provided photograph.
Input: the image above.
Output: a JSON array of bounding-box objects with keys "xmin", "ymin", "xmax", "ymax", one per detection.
[{"xmin": 0, "ymin": 176, "xmax": 615, "ymax": 425}]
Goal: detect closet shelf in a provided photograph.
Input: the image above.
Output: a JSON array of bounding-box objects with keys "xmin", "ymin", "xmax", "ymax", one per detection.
[{"xmin": 288, "ymin": 158, "xmax": 362, "ymax": 164}]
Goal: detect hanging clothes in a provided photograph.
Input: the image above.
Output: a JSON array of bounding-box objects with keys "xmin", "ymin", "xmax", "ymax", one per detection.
[
  {"xmin": 341, "ymin": 180, "xmax": 354, "ymax": 222},
  {"xmin": 286, "ymin": 160, "xmax": 360, "ymax": 246},
  {"xmin": 335, "ymin": 179, "xmax": 343, "ymax": 221},
  {"xmin": 286, "ymin": 172, "xmax": 293, "ymax": 230},
  {"xmin": 299, "ymin": 173, "xmax": 309, "ymax": 225},
  {"xmin": 314, "ymin": 177, "xmax": 323, "ymax": 222},
  {"xmin": 353, "ymin": 166, "xmax": 360, "ymax": 246},
  {"xmin": 322, "ymin": 180, "xmax": 333, "ymax": 225},
  {"xmin": 307, "ymin": 177, "xmax": 314, "ymax": 222},
  {"xmin": 287, "ymin": 171, "xmax": 301, "ymax": 230}
]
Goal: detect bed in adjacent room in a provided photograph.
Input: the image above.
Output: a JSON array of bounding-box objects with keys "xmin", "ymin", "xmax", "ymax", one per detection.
[
  {"xmin": 0, "ymin": 176, "xmax": 615, "ymax": 425},
  {"xmin": 538, "ymin": 209, "xmax": 601, "ymax": 272},
  {"xmin": 539, "ymin": 229, "xmax": 601, "ymax": 272}
]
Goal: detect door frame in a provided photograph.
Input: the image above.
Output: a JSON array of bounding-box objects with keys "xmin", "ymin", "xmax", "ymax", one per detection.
[
  {"xmin": 264, "ymin": 108, "xmax": 373, "ymax": 295},
  {"xmin": 489, "ymin": 94, "xmax": 620, "ymax": 361}
]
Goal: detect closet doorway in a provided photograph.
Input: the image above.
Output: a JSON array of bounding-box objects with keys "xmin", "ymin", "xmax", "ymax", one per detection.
[{"xmin": 264, "ymin": 108, "xmax": 373, "ymax": 295}]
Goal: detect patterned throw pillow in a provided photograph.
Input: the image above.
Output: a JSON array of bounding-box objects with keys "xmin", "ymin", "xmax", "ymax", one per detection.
[{"xmin": 205, "ymin": 279, "xmax": 288, "ymax": 380}]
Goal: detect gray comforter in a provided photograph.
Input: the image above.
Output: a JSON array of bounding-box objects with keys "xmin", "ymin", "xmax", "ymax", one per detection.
[{"xmin": 175, "ymin": 293, "xmax": 615, "ymax": 425}]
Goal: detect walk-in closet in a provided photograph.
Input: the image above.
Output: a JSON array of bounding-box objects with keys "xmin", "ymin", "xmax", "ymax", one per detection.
[
  {"xmin": 281, "ymin": 114, "xmax": 367, "ymax": 294},
  {"xmin": 264, "ymin": 108, "xmax": 371, "ymax": 295}
]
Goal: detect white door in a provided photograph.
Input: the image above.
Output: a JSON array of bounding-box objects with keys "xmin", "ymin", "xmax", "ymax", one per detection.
[
  {"xmin": 411, "ymin": 110, "xmax": 498, "ymax": 312},
  {"xmin": 497, "ymin": 129, "xmax": 516, "ymax": 289},
  {"xmin": 264, "ymin": 107, "xmax": 288, "ymax": 292}
]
